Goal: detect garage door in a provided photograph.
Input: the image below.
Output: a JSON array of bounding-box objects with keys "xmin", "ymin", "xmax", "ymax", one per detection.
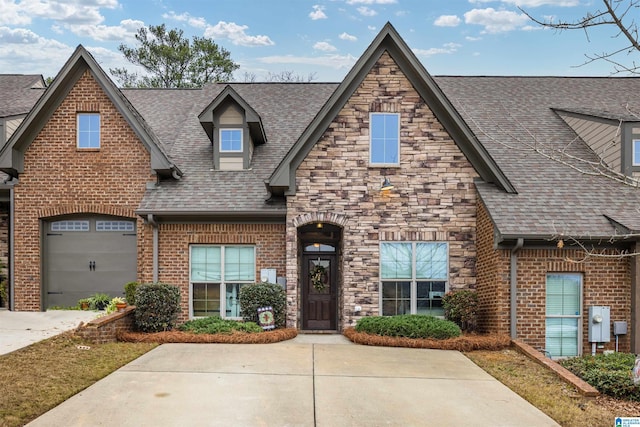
[{"xmin": 44, "ymin": 215, "xmax": 137, "ymax": 308}]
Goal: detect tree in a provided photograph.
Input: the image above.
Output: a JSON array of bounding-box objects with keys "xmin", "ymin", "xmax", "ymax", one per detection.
[
  {"xmin": 110, "ymin": 24, "xmax": 239, "ymax": 88},
  {"xmin": 521, "ymin": 0, "xmax": 640, "ymax": 74}
]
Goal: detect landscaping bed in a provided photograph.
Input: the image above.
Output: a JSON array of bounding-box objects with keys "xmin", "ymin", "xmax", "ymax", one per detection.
[{"xmin": 118, "ymin": 328, "xmax": 298, "ymax": 344}]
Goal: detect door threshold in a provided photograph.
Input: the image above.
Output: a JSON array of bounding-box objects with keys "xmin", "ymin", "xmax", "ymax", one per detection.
[{"xmin": 299, "ymin": 330, "xmax": 339, "ymax": 335}]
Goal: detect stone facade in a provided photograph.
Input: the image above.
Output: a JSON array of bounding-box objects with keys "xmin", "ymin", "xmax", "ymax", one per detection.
[
  {"xmin": 12, "ymin": 70, "xmax": 155, "ymax": 310},
  {"xmin": 286, "ymin": 52, "xmax": 479, "ymax": 330},
  {"xmin": 477, "ymin": 200, "xmax": 632, "ymax": 354}
]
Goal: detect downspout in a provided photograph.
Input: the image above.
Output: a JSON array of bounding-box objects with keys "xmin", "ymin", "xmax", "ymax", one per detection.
[
  {"xmin": 147, "ymin": 214, "xmax": 159, "ymax": 283},
  {"xmin": 510, "ymin": 238, "xmax": 524, "ymax": 339},
  {"xmin": 9, "ymin": 186, "xmax": 14, "ymax": 310}
]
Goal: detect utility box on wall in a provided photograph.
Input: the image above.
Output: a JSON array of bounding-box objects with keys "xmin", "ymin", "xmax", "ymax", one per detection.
[{"xmin": 588, "ymin": 306, "xmax": 611, "ymax": 343}]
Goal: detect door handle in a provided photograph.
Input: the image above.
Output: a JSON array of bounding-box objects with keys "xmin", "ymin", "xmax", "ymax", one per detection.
[{"xmin": 89, "ymin": 261, "xmax": 96, "ymax": 271}]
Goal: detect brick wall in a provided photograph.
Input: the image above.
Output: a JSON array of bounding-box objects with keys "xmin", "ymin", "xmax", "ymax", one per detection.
[
  {"xmin": 287, "ymin": 52, "xmax": 479, "ymax": 330},
  {"xmin": 13, "ymin": 70, "xmax": 156, "ymax": 310},
  {"xmin": 150, "ymin": 223, "xmax": 286, "ymax": 323},
  {"xmin": 477, "ymin": 200, "xmax": 632, "ymax": 354}
]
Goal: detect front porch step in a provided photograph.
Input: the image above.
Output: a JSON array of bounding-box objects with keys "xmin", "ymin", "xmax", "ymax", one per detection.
[{"xmin": 299, "ymin": 330, "xmax": 339, "ymax": 334}]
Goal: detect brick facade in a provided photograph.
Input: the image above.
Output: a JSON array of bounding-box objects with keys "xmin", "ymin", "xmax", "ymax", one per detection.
[
  {"xmin": 13, "ymin": 70, "xmax": 155, "ymax": 310},
  {"xmin": 148, "ymin": 223, "xmax": 286, "ymax": 323},
  {"xmin": 477, "ymin": 200, "xmax": 632, "ymax": 354},
  {"xmin": 286, "ymin": 52, "xmax": 479, "ymax": 330}
]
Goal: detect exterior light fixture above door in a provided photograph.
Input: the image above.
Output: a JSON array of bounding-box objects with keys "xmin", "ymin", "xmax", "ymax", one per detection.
[{"xmin": 381, "ymin": 177, "xmax": 394, "ymax": 191}]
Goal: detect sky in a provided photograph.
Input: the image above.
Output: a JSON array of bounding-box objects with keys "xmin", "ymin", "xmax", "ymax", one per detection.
[{"xmin": 0, "ymin": 0, "xmax": 635, "ymax": 83}]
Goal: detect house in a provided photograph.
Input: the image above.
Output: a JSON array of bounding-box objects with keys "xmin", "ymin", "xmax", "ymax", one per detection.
[{"xmin": 3, "ymin": 23, "xmax": 640, "ymax": 358}]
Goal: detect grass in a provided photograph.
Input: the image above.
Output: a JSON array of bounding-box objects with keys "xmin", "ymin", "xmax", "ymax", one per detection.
[
  {"xmin": 466, "ymin": 349, "xmax": 638, "ymax": 427},
  {"xmin": 0, "ymin": 332, "xmax": 156, "ymax": 427}
]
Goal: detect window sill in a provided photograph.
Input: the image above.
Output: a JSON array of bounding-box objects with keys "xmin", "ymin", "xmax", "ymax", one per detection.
[{"xmin": 76, "ymin": 148, "xmax": 100, "ymax": 152}]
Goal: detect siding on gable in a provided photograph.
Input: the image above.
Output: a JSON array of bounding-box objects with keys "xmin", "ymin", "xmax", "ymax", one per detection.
[
  {"xmin": 6, "ymin": 117, "xmax": 24, "ymax": 140},
  {"xmin": 558, "ymin": 112, "xmax": 621, "ymax": 171},
  {"xmin": 13, "ymin": 70, "xmax": 156, "ymax": 310},
  {"xmin": 286, "ymin": 52, "xmax": 479, "ymax": 330}
]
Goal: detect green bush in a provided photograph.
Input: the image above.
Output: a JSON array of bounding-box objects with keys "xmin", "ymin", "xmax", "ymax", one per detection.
[
  {"xmin": 560, "ymin": 353, "xmax": 640, "ymax": 401},
  {"xmin": 239, "ymin": 282, "xmax": 286, "ymax": 328},
  {"xmin": 442, "ymin": 290, "xmax": 478, "ymax": 332},
  {"xmin": 355, "ymin": 315, "xmax": 461, "ymax": 339},
  {"xmin": 179, "ymin": 316, "xmax": 263, "ymax": 334},
  {"xmin": 88, "ymin": 293, "xmax": 111, "ymax": 310},
  {"xmin": 134, "ymin": 283, "xmax": 181, "ymax": 332},
  {"xmin": 124, "ymin": 281, "xmax": 139, "ymax": 305}
]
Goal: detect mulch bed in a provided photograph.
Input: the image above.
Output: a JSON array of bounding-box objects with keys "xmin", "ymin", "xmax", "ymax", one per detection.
[
  {"xmin": 343, "ymin": 328, "xmax": 512, "ymax": 351},
  {"xmin": 118, "ymin": 328, "xmax": 298, "ymax": 344},
  {"xmin": 118, "ymin": 327, "xmax": 509, "ymax": 350}
]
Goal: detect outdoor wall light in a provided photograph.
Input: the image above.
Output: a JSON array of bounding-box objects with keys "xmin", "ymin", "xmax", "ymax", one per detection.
[
  {"xmin": 316, "ymin": 222, "xmax": 323, "ymax": 229},
  {"xmin": 381, "ymin": 177, "xmax": 394, "ymax": 191}
]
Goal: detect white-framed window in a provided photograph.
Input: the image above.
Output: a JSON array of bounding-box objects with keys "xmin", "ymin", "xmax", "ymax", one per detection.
[
  {"xmin": 546, "ymin": 273, "xmax": 582, "ymax": 358},
  {"xmin": 380, "ymin": 242, "xmax": 448, "ymax": 316},
  {"xmin": 51, "ymin": 220, "xmax": 89, "ymax": 232},
  {"xmin": 96, "ymin": 220, "xmax": 135, "ymax": 232},
  {"xmin": 370, "ymin": 113, "xmax": 400, "ymax": 165},
  {"xmin": 190, "ymin": 245, "xmax": 255, "ymax": 318},
  {"xmin": 77, "ymin": 113, "xmax": 100, "ymax": 149},
  {"xmin": 633, "ymin": 139, "xmax": 640, "ymax": 166},
  {"xmin": 219, "ymin": 128, "xmax": 243, "ymax": 152}
]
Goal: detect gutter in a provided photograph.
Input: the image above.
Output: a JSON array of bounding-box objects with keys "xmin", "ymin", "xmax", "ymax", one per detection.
[
  {"xmin": 510, "ymin": 238, "xmax": 524, "ymax": 339},
  {"xmin": 147, "ymin": 214, "xmax": 159, "ymax": 283},
  {"xmin": 9, "ymin": 185, "xmax": 14, "ymax": 310}
]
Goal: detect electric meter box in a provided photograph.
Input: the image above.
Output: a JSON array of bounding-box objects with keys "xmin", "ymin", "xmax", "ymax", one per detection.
[{"xmin": 588, "ymin": 306, "xmax": 611, "ymax": 343}]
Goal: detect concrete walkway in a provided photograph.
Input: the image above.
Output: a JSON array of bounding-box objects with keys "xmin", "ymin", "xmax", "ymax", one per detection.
[
  {"xmin": 0, "ymin": 309, "xmax": 100, "ymax": 355},
  {"xmin": 28, "ymin": 335, "xmax": 559, "ymax": 427}
]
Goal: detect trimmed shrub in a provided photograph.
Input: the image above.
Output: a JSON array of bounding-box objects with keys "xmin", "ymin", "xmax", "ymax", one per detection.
[
  {"xmin": 560, "ymin": 353, "xmax": 640, "ymax": 401},
  {"xmin": 134, "ymin": 282, "xmax": 181, "ymax": 332},
  {"xmin": 124, "ymin": 281, "xmax": 139, "ymax": 305},
  {"xmin": 442, "ymin": 290, "xmax": 478, "ymax": 332},
  {"xmin": 179, "ymin": 317, "xmax": 263, "ymax": 334},
  {"xmin": 355, "ymin": 315, "xmax": 461, "ymax": 339},
  {"xmin": 239, "ymin": 283, "xmax": 286, "ymax": 328}
]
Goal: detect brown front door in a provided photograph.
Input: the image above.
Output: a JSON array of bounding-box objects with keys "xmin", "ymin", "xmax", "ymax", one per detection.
[{"xmin": 302, "ymin": 254, "xmax": 337, "ymax": 330}]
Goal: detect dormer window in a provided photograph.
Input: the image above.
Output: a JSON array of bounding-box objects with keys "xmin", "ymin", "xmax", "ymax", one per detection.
[
  {"xmin": 633, "ymin": 139, "xmax": 640, "ymax": 166},
  {"xmin": 220, "ymin": 129, "xmax": 243, "ymax": 152}
]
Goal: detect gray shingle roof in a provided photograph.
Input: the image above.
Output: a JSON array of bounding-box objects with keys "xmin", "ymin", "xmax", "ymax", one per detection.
[
  {"xmin": 435, "ymin": 76, "xmax": 640, "ymax": 240},
  {"xmin": 127, "ymin": 83, "xmax": 338, "ymax": 214},
  {"xmin": 0, "ymin": 75, "xmax": 44, "ymax": 117}
]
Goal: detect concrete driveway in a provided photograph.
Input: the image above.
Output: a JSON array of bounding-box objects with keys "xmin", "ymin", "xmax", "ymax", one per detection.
[
  {"xmin": 28, "ymin": 335, "xmax": 558, "ymax": 427},
  {"xmin": 0, "ymin": 309, "xmax": 99, "ymax": 355}
]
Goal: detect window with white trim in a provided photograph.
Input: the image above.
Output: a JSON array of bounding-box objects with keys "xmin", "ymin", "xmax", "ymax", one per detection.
[
  {"xmin": 219, "ymin": 129, "xmax": 243, "ymax": 152},
  {"xmin": 77, "ymin": 113, "xmax": 100, "ymax": 149},
  {"xmin": 370, "ymin": 113, "xmax": 399, "ymax": 165},
  {"xmin": 546, "ymin": 273, "xmax": 582, "ymax": 358},
  {"xmin": 633, "ymin": 139, "xmax": 640, "ymax": 166},
  {"xmin": 380, "ymin": 242, "xmax": 448, "ymax": 316},
  {"xmin": 190, "ymin": 245, "xmax": 255, "ymax": 318}
]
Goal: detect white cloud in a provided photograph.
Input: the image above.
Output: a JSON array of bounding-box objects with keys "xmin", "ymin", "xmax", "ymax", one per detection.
[
  {"xmin": 0, "ymin": 26, "xmax": 72, "ymax": 77},
  {"xmin": 5, "ymin": 0, "xmax": 119, "ymax": 26},
  {"xmin": 469, "ymin": 0, "xmax": 579, "ymax": 6},
  {"xmin": 67, "ymin": 19, "xmax": 144, "ymax": 42},
  {"xmin": 314, "ymin": 41, "xmax": 337, "ymax": 52},
  {"xmin": 163, "ymin": 11, "xmax": 207, "ymax": 29},
  {"xmin": 413, "ymin": 42, "xmax": 461, "ymax": 57},
  {"xmin": 259, "ymin": 53, "xmax": 358, "ymax": 70},
  {"xmin": 0, "ymin": 0, "xmax": 31, "ymax": 25},
  {"xmin": 309, "ymin": 5, "xmax": 327, "ymax": 20},
  {"xmin": 204, "ymin": 21, "xmax": 275, "ymax": 47},
  {"xmin": 434, "ymin": 15, "xmax": 461, "ymax": 27},
  {"xmin": 339, "ymin": 32, "xmax": 357, "ymax": 41},
  {"xmin": 464, "ymin": 8, "xmax": 530, "ymax": 33},
  {"xmin": 465, "ymin": 36, "xmax": 482, "ymax": 41},
  {"xmin": 346, "ymin": 0, "xmax": 396, "ymax": 4},
  {"xmin": 357, "ymin": 6, "xmax": 377, "ymax": 16}
]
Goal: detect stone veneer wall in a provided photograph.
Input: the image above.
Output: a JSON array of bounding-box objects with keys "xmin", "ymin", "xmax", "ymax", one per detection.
[
  {"xmin": 149, "ymin": 223, "xmax": 286, "ymax": 323},
  {"xmin": 476, "ymin": 200, "xmax": 631, "ymax": 354},
  {"xmin": 13, "ymin": 70, "xmax": 155, "ymax": 310},
  {"xmin": 286, "ymin": 52, "xmax": 479, "ymax": 330}
]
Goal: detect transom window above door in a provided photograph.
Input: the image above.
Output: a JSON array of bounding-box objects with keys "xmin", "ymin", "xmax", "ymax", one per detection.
[
  {"xmin": 220, "ymin": 129, "xmax": 243, "ymax": 152},
  {"xmin": 77, "ymin": 113, "xmax": 100, "ymax": 149},
  {"xmin": 370, "ymin": 113, "xmax": 400, "ymax": 166}
]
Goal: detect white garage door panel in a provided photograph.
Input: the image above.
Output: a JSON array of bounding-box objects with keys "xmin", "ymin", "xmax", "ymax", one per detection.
[{"xmin": 45, "ymin": 216, "xmax": 137, "ymax": 308}]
